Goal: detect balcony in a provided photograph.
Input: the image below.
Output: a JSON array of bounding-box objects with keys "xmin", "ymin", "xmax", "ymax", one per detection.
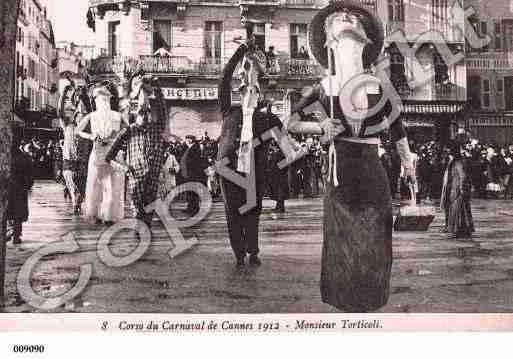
[
  {"xmin": 397, "ymin": 82, "xmax": 466, "ymax": 102},
  {"xmin": 466, "ymin": 52, "xmax": 513, "ymax": 72},
  {"xmin": 88, "ymin": 56, "xmax": 324, "ymax": 79},
  {"xmin": 385, "ymin": 20, "xmax": 464, "ymax": 43},
  {"xmin": 283, "ymin": 0, "xmax": 316, "ymax": 6}
]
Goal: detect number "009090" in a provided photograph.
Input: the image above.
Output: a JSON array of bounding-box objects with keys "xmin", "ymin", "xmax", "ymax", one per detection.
[{"xmin": 13, "ymin": 345, "xmax": 45, "ymax": 353}]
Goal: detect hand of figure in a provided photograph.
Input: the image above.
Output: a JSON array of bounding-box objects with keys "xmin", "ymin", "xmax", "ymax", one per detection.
[{"xmin": 319, "ymin": 119, "xmax": 344, "ymax": 145}]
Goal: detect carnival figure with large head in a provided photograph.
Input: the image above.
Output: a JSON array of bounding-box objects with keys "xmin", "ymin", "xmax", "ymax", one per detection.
[
  {"xmin": 218, "ymin": 23, "xmax": 284, "ymax": 268},
  {"xmin": 287, "ymin": 1, "xmax": 415, "ymax": 312},
  {"xmin": 105, "ymin": 69, "xmax": 169, "ymax": 228},
  {"xmin": 77, "ymin": 81, "xmax": 126, "ymax": 224}
]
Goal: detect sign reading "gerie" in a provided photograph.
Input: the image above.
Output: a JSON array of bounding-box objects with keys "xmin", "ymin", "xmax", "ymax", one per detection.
[{"xmin": 161, "ymin": 87, "xmax": 218, "ymax": 100}]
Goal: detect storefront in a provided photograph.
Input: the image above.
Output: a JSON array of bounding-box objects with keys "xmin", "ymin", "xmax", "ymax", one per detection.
[{"xmin": 162, "ymin": 86, "xmax": 288, "ymax": 140}]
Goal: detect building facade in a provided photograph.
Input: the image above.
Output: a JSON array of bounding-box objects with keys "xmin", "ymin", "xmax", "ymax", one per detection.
[
  {"xmin": 85, "ymin": 0, "xmax": 467, "ymax": 142},
  {"xmin": 465, "ymin": 0, "xmax": 513, "ymax": 145},
  {"xmin": 15, "ymin": 0, "xmax": 59, "ymax": 130}
]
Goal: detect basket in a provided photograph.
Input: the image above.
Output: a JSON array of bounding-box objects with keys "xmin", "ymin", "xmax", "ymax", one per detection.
[{"xmin": 393, "ymin": 184, "xmax": 435, "ymax": 232}]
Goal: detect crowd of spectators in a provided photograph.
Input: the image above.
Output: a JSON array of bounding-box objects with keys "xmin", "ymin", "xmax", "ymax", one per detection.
[
  {"xmin": 26, "ymin": 130, "xmax": 513, "ymax": 205},
  {"xmin": 18, "ymin": 137, "xmax": 57, "ymax": 179}
]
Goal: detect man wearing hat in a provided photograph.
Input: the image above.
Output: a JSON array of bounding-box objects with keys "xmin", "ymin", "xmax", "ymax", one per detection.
[
  {"xmin": 180, "ymin": 134, "xmax": 208, "ymax": 214},
  {"xmin": 217, "ymin": 27, "xmax": 284, "ymax": 268},
  {"xmin": 105, "ymin": 73, "xmax": 169, "ymax": 227},
  {"xmin": 6, "ymin": 124, "xmax": 34, "ymax": 245},
  {"xmin": 286, "ymin": 1, "xmax": 415, "ymax": 311}
]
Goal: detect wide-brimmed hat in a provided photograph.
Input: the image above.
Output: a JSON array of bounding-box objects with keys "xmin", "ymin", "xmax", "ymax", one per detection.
[{"xmin": 308, "ymin": 0, "xmax": 384, "ymax": 69}]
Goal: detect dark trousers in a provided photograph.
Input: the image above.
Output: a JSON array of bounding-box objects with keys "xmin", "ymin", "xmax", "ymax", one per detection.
[
  {"xmin": 220, "ymin": 176, "xmax": 263, "ymax": 259},
  {"xmin": 225, "ymin": 207, "xmax": 261, "ymax": 258}
]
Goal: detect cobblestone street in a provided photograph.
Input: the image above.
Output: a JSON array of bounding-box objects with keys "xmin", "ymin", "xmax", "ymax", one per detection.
[{"xmin": 3, "ymin": 180, "xmax": 513, "ymax": 313}]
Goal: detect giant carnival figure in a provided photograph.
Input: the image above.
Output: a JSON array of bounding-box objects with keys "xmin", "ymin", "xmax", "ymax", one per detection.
[
  {"xmin": 105, "ymin": 69, "xmax": 169, "ymax": 228},
  {"xmin": 287, "ymin": 1, "xmax": 415, "ymax": 312},
  {"xmin": 218, "ymin": 23, "xmax": 283, "ymax": 267},
  {"xmin": 57, "ymin": 79, "xmax": 81, "ymax": 215},
  {"xmin": 72, "ymin": 84, "xmax": 94, "ymax": 211},
  {"xmin": 57, "ymin": 77, "xmax": 94, "ymax": 215},
  {"xmin": 77, "ymin": 81, "xmax": 126, "ymax": 225}
]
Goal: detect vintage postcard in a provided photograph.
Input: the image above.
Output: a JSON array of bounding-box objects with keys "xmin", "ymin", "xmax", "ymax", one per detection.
[{"xmin": 1, "ymin": 0, "xmax": 513, "ymax": 347}]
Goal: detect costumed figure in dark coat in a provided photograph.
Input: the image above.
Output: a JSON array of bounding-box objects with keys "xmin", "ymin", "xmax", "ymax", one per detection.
[
  {"xmin": 440, "ymin": 140, "xmax": 474, "ymax": 238},
  {"xmin": 286, "ymin": 1, "xmax": 415, "ymax": 312},
  {"xmin": 217, "ymin": 26, "xmax": 284, "ymax": 267}
]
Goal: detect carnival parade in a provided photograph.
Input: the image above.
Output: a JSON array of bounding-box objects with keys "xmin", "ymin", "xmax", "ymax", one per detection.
[{"xmin": 2, "ymin": 0, "xmax": 513, "ymax": 315}]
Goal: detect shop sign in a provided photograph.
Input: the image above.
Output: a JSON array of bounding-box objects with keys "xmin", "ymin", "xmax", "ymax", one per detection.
[{"xmin": 161, "ymin": 87, "xmax": 218, "ymax": 100}]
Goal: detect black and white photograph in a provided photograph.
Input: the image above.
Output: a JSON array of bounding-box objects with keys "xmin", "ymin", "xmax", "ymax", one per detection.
[{"xmin": 1, "ymin": 0, "xmax": 513, "ymax": 343}]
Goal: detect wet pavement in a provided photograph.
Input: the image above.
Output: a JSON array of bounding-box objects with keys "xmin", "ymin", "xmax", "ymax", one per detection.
[{"xmin": 3, "ymin": 180, "xmax": 513, "ymax": 313}]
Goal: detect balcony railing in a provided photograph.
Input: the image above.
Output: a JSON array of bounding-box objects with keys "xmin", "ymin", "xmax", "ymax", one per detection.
[
  {"xmin": 466, "ymin": 52, "xmax": 513, "ymax": 71},
  {"xmin": 284, "ymin": 0, "xmax": 316, "ymax": 6},
  {"xmin": 397, "ymin": 82, "xmax": 466, "ymax": 102},
  {"xmin": 433, "ymin": 83, "xmax": 466, "ymax": 101},
  {"xmin": 385, "ymin": 20, "xmax": 464, "ymax": 43},
  {"xmin": 88, "ymin": 56, "xmax": 324, "ymax": 78}
]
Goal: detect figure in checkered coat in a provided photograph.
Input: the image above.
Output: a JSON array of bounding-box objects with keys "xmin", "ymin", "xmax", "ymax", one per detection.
[{"xmin": 105, "ymin": 72, "xmax": 169, "ymax": 227}]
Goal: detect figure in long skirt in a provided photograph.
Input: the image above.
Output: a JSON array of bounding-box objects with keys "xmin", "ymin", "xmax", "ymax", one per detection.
[
  {"xmin": 77, "ymin": 83, "xmax": 126, "ymax": 224},
  {"xmin": 287, "ymin": 1, "xmax": 415, "ymax": 312},
  {"xmin": 440, "ymin": 140, "xmax": 474, "ymax": 238}
]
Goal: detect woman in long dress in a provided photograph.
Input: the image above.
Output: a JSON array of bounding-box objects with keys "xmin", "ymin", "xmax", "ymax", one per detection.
[
  {"xmin": 77, "ymin": 84, "xmax": 125, "ymax": 224},
  {"xmin": 440, "ymin": 141, "xmax": 474, "ymax": 238},
  {"xmin": 287, "ymin": 2, "xmax": 414, "ymax": 312},
  {"xmin": 158, "ymin": 150, "xmax": 180, "ymax": 201}
]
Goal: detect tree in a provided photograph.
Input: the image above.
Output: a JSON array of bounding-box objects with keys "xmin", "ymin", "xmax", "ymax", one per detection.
[{"xmin": 0, "ymin": 0, "xmax": 19, "ymax": 307}]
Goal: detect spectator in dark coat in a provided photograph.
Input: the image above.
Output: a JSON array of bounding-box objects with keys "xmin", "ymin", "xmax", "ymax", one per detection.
[
  {"xmin": 267, "ymin": 140, "xmax": 288, "ymax": 212},
  {"xmin": 7, "ymin": 128, "xmax": 34, "ymax": 245},
  {"xmin": 180, "ymin": 135, "xmax": 208, "ymax": 214}
]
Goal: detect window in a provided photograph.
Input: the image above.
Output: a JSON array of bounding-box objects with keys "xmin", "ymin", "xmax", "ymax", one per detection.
[
  {"xmin": 153, "ymin": 20, "xmax": 172, "ymax": 53},
  {"xmin": 482, "ymin": 79, "xmax": 491, "ymax": 108},
  {"xmin": 253, "ymin": 23, "xmax": 266, "ymax": 52},
  {"xmin": 387, "ymin": 43, "xmax": 409, "ymax": 93},
  {"xmin": 432, "ymin": 0, "xmax": 448, "ymax": 22},
  {"xmin": 290, "ymin": 24, "xmax": 308, "ymax": 59},
  {"xmin": 204, "ymin": 21, "xmax": 222, "ymax": 62},
  {"xmin": 497, "ymin": 78, "xmax": 504, "ymax": 109},
  {"xmin": 495, "ymin": 20, "xmax": 503, "ymax": 51},
  {"xmin": 388, "ymin": 0, "xmax": 404, "ymax": 22},
  {"xmin": 433, "ymin": 49, "xmax": 449, "ymax": 84},
  {"xmin": 480, "ymin": 21, "xmax": 489, "ymax": 52},
  {"xmin": 28, "ymin": 59, "xmax": 35, "ymax": 78},
  {"xmin": 108, "ymin": 21, "xmax": 121, "ymax": 57}
]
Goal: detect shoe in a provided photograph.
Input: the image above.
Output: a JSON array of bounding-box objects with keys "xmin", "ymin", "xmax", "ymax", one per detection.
[
  {"xmin": 103, "ymin": 221, "xmax": 115, "ymax": 226},
  {"xmin": 249, "ymin": 254, "xmax": 261, "ymax": 267}
]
